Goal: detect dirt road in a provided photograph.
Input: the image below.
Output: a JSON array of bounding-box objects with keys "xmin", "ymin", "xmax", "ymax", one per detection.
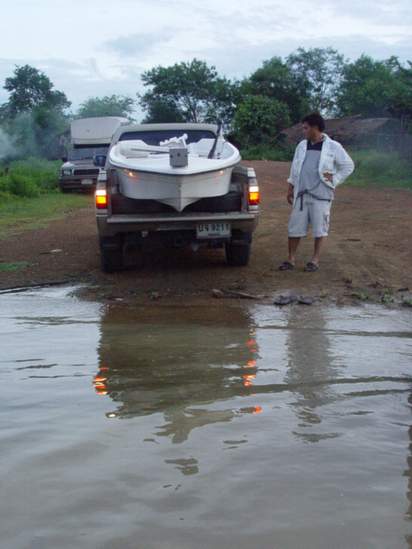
[{"xmin": 1, "ymin": 161, "xmax": 411, "ymax": 303}]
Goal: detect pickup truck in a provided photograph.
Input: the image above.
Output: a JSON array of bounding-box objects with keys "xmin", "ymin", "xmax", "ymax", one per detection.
[
  {"xmin": 94, "ymin": 123, "xmax": 259, "ymax": 272},
  {"xmin": 59, "ymin": 116, "xmax": 128, "ymax": 192}
]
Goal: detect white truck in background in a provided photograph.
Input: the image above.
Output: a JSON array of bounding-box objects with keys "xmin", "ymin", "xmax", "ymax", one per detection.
[{"xmin": 59, "ymin": 116, "xmax": 129, "ymax": 192}]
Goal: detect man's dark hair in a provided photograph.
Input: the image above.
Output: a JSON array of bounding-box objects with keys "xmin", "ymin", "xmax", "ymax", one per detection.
[{"xmin": 302, "ymin": 112, "xmax": 325, "ymax": 132}]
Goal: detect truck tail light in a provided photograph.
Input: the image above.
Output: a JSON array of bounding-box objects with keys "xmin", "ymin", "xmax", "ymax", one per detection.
[
  {"xmin": 248, "ymin": 185, "xmax": 260, "ymax": 206},
  {"xmin": 95, "ymin": 188, "xmax": 108, "ymax": 209}
]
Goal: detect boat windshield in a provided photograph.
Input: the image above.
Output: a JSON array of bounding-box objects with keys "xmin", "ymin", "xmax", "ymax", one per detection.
[
  {"xmin": 119, "ymin": 130, "xmax": 216, "ymax": 146},
  {"xmin": 69, "ymin": 145, "xmax": 109, "ymax": 161}
]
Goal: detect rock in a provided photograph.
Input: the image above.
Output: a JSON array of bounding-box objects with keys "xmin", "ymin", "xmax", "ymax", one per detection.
[
  {"xmin": 273, "ymin": 294, "xmax": 298, "ymax": 306},
  {"xmin": 227, "ymin": 282, "xmax": 246, "ymax": 291},
  {"xmin": 212, "ymin": 289, "xmax": 225, "ymax": 298},
  {"xmin": 224, "ymin": 290, "xmax": 262, "ymax": 300},
  {"xmin": 370, "ymin": 278, "xmax": 386, "ymax": 289},
  {"xmin": 212, "ymin": 288, "xmax": 262, "ymax": 300},
  {"xmin": 298, "ymin": 295, "xmax": 315, "ymax": 305},
  {"xmin": 40, "ymin": 249, "xmax": 63, "ymax": 255}
]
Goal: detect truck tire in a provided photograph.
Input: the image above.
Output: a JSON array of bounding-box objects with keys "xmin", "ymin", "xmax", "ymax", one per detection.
[
  {"xmin": 99, "ymin": 236, "xmax": 124, "ymax": 273},
  {"xmin": 225, "ymin": 242, "xmax": 251, "ymax": 266}
]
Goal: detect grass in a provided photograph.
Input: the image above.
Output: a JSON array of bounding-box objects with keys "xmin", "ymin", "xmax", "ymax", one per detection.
[
  {"xmin": 0, "ymin": 261, "xmax": 30, "ymax": 272},
  {"xmin": 347, "ymin": 149, "xmax": 412, "ymax": 189},
  {"xmin": 0, "ymin": 158, "xmax": 90, "ymax": 237},
  {"xmin": 0, "ymin": 193, "xmax": 90, "ymax": 238},
  {"xmin": 351, "ymin": 290, "xmax": 370, "ymax": 301},
  {"xmin": 241, "ymin": 145, "xmax": 412, "ymax": 190}
]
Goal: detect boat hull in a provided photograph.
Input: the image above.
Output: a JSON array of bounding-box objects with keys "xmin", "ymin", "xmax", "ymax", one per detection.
[{"xmin": 117, "ymin": 165, "xmax": 236, "ymax": 212}]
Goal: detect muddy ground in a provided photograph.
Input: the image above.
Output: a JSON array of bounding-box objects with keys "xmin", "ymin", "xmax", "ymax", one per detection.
[{"xmin": 1, "ymin": 161, "xmax": 411, "ymax": 305}]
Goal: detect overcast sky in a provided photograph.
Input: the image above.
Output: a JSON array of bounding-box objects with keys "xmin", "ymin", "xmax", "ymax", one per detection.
[{"xmin": 0, "ymin": 0, "xmax": 411, "ymax": 115}]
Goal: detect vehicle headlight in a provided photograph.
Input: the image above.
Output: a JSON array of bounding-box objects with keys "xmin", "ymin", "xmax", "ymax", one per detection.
[{"xmin": 62, "ymin": 168, "xmax": 73, "ymax": 176}]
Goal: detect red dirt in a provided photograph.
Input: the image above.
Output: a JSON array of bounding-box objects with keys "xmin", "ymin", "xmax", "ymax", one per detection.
[{"xmin": 1, "ymin": 161, "xmax": 411, "ymax": 304}]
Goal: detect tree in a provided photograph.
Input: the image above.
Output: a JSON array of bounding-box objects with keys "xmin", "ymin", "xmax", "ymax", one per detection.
[
  {"xmin": 336, "ymin": 55, "xmax": 399, "ymax": 117},
  {"xmin": 389, "ymin": 60, "xmax": 412, "ymax": 128},
  {"xmin": 142, "ymin": 98, "xmax": 185, "ymax": 123},
  {"xmin": 233, "ymin": 95, "xmax": 291, "ymax": 148},
  {"xmin": 77, "ymin": 95, "xmax": 135, "ymax": 119},
  {"xmin": 3, "ymin": 64, "xmax": 70, "ymax": 116},
  {"xmin": 140, "ymin": 59, "xmax": 238, "ymax": 126},
  {"xmin": 242, "ymin": 57, "xmax": 310, "ymax": 123},
  {"xmin": 1, "ymin": 65, "xmax": 70, "ymax": 158},
  {"xmin": 286, "ymin": 47, "xmax": 345, "ymax": 114}
]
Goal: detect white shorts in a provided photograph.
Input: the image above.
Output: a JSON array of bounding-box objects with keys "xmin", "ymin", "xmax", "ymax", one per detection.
[{"xmin": 288, "ymin": 195, "xmax": 332, "ymax": 238}]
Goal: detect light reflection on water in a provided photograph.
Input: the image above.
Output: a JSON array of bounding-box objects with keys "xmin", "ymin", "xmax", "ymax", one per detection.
[{"xmin": 0, "ymin": 286, "xmax": 412, "ymax": 549}]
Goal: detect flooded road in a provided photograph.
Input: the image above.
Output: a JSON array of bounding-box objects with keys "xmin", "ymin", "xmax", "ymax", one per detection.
[{"xmin": 1, "ymin": 287, "xmax": 412, "ymax": 549}]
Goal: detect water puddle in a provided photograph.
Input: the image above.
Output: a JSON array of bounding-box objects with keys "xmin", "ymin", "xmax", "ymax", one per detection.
[{"xmin": 1, "ymin": 286, "xmax": 412, "ymax": 548}]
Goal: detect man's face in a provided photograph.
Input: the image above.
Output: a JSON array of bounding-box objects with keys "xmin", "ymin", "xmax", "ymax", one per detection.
[{"xmin": 302, "ymin": 122, "xmax": 320, "ymax": 141}]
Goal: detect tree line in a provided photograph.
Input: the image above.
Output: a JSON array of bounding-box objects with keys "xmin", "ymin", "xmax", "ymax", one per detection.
[{"xmin": 0, "ymin": 47, "xmax": 411, "ymax": 159}]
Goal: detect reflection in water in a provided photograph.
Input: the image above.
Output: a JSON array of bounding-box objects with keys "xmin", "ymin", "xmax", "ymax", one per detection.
[
  {"xmin": 406, "ymin": 393, "xmax": 412, "ymax": 549},
  {"xmin": 95, "ymin": 305, "xmax": 260, "ymax": 443},
  {"xmin": 285, "ymin": 306, "xmax": 340, "ymax": 442},
  {"xmin": 165, "ymin": 457, "xmax": 199, "ymax": 476},
  {"xmin": 2, "ymin": 285, "xmax": 412, "ymax": 549}
]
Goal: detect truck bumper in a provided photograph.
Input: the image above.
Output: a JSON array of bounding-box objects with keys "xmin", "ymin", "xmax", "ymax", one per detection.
[
  {"xmin": 97, "ymin": 211, "xmax": 258, "ymax": 239},
  {"xmin": 59, "ymin": 177, "xmax": 97, "ymax": 191}
]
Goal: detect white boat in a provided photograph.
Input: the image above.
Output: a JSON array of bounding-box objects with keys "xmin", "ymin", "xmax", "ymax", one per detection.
[{"xmin": 108, "ymin": 124, "xmax": 241, "ymax": 212}]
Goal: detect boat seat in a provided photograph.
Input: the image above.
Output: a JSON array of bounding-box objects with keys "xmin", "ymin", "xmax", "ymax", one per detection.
[
  {"xmin": 118, "ymin": 140, "xmax": 150, "ymax": 159},
  {"xmin": 189, "ymin": 138, "xmax": 224, "ymax": 158}
]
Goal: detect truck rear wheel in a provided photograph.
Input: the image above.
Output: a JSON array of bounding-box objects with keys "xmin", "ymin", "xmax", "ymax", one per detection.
[
  {"xmin": 225, "ymin": 241, "xmax": 251, "ymax": 266},
  {"xmin": 99, "ymin": 236, "xmax": 124, "ymax": 273}
]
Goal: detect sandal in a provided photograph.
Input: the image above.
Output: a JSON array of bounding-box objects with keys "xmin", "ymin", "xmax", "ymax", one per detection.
[
  {"xmin": 304, "ymin": 262, "xmax": 319, "ymax": 272},
  {"xmin": 279, "ymin": 261, "xmax": 295, "ymax": 271}
]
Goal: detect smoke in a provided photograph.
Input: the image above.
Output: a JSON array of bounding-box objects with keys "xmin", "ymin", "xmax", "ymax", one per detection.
[
  {"xmin": 0, "ymin": 110, "xmax": 68, "ymax": 162},
  {"xmin": 0, "ymin": 128, "xmax": 17, "ymax": 160}
]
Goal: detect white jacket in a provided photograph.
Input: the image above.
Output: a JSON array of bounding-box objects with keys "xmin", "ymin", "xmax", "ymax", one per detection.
[{"xmin": 287, "ymin": 133, "xmax": 354, "ymax": 205}]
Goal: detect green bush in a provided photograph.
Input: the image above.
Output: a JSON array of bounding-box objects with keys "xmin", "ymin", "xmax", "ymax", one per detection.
[
  {"xmin": 0, "ymin": 190, "xmax": 13, "ymax": 202},
  {"xmin": 0, "ymin": 158, "xmax": 60, "ymax": 198},
  {"xmin": 241, "ymin": 144, "xmax": 294, "ymax": 161},
  {"xmin": 8, "ymin": 172, "xmax": 40, "ymax": 197}
]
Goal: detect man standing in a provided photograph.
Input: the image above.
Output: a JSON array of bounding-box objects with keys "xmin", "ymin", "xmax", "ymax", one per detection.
[{"xmin": 279, "ymin": 113, "xmax": 354, "ymax": 272}]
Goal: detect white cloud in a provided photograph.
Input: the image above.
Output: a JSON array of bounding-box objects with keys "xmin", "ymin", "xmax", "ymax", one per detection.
[
  {"xmin": 105, "ymin": 28, "xmax": 176, "ymax": 56},
  {"xmin": 0, "ymin": 57, "xmax": 144, "ymax": 115},
  {"xmin": 0, "ymin": 0, "xmax": 410, "ymax": 112}
]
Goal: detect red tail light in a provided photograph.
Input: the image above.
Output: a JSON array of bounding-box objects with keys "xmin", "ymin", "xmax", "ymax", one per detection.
[
  {"xmin": 248, "ymin": 185, "xmax": 260, "ymax": 206},
  {"xmin": 95, "ymin": 189, "xmax": 108, "ymax": 209}
]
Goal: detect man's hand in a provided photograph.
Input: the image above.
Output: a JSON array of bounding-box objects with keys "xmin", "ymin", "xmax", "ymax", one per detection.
[
  {"xmin": 323, "ymin": 172, "xmax": 333, "ymax": 182},
  {"xmin": 287, "ymin": 184, "xmax": 294, "ymax": 205}
]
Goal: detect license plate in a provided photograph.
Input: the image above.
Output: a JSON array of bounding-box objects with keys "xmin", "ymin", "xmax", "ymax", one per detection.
[
  {"xmin": 81, "ymin": 178, "xmax": 93, "ymax": 186},
  {"xmin": 197, "ymin": 222, "xmax": 231, "ymax": 239}
]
